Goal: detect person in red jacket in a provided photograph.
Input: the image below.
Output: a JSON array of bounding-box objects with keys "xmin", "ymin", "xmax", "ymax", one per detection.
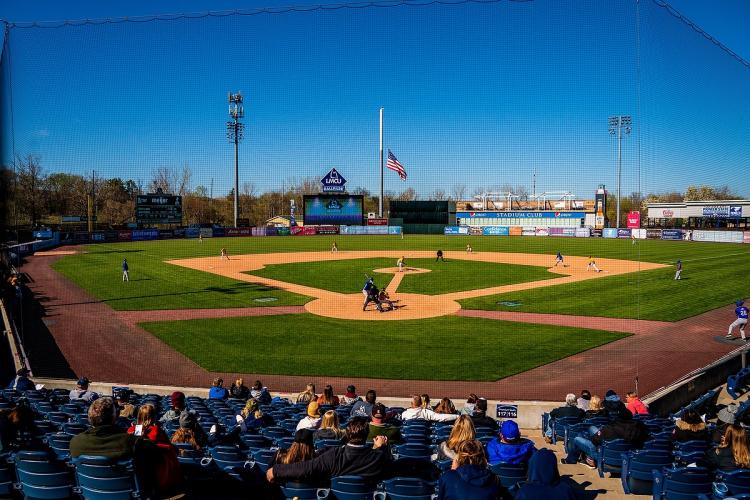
[{"xmin": 625, "ymin": 392, "xmax": 649, "ymax": 416}]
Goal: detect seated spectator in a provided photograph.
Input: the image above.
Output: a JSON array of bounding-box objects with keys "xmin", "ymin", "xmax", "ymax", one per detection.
[
  {"xmin": 577, "ymin": 390, "xmax": 591, "ymax": 411},
  {"xmin": 470, "ymin": 398, "xmax": 499, "ymax": 430},
  {"xmin": 707, "ymin": 424, "xmax": 750, "ymax": 471},
  {"xmin": 250, "ymin": 380, "xmax": 272, "ymax": 404},
  {"xmin": 603, "ymin": 389, "xmax": 629, "ymax": 419},
  {"xmin": 208, "ymin": 378, "xmax": 228, "ymax": 400},
  {"xmin": 276, "ymin": 429, "xmax": 315, "ymax": 465},
  {"xmin": 0, "ymin": 403, "xmax": 40, "ymax": 451},
  {"xmin": 459, "ymin": 394, "xmax": 480, "ymax": 416},
  {"xmin": 367, "ymin": 403, "xmax": 402, "ymax": 444},
  {"xmin": 437, "ymin": 415, "xmax": 475, "ymax": 461},
  {"xmin": 350, "ymin": 389, "xmax": 377, "ymax": 418},
  {"xmin": 583, "ymin": 395, "xmax": 607, "ymax": 419},
  {"xmin": 671, "ymin": 409, "xmax": 709, "ymax": 442},
  {"xmin": 296, "ymin": 401, "xmax": 321, "ymax": 431},
  {"xmin": 267, "ymin": 417, "xmax": 391, "ymax": 484},
  {"xmin": 546, "ymin": 394, "xmax": 585, "ymax": 443},
  {"xmin": 713, "ymin": 404, "xmax": 739, "ymax": 443},
  {"xmin": 6, "ymin": 367, "xmax": 35, "ymax": 392},
  {"xmin": 317, "ymin": 385, "xmax": 340, "ymax": 407},
  {"xmin": 434, "ymin": 397, "xmax": 457, "ymax": 414},
  {"xmin": 437, "ymin": 439, "xmax": 504, "ymax": 500},
  {"xmin": 625, "ymin": 391, "xmax": 649, "ymax": 416},
  {"xmin": 515, "ymin": 448, "xmax": 576, "ymax": 500},
  {"xmin": 421, "ymin": 394, "xmax": 431, "ymax": 409},
  {"xmin": 70, "ymin": 397, "xmax": 136, "ymax": 460},
  {"xmin": 563, "ymin": 410, "xmax": 648, "ymax": 467},
  {"xmin": 402, "ymin": 395, "xmax": 459, "ymax": 422},
  {"xmin": 160, "ymin": 391, "xmax": 194, "ymax": 424},
  {"xmin": 229, "ymin": 377, "xmax": 250, "ymax": 399},
  {"xmin": 296, "ymin": 383, "xmax": 317, "ymax": 404},
  {"xmin": 127, "ymin": 404, "xmax": 170, "ymax": 444},
  {"xmin": 340, "ymin": 385, "xmax": 360, "ymax": 406},
  {"xmin": 486, "ymin": 420, "xmax": 536, "ymax": 465},
  {"xmin": 239, "ymin": 399, "xmax": 274, "ymax": 430},
  {"xmin": 315, "ymin": 410, "xmax": 345, "ymax": 441},
  {"xmin": 115, "ymin": 390, "xmax": 136, "ymax": 420},
  {"xmin": 69, "ymin": 377, "xmax": 99, "ymax": 403},
  {"xmin": 171, "ymin": 411, "xmax": 207, "ymax": 452}
]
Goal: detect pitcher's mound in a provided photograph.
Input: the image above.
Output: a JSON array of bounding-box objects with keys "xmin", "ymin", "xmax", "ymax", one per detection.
[
  {"xmin": 373, "ymin": 267, "xmax": 431, "ymax": 275},
  {"xmin": 304, "ymin": 293, "xmax": 461, "ymax": 320}
]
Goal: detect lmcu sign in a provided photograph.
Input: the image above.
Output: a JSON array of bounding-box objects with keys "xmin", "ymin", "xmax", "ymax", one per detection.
[
  {"xmin": 321, "ymin": 168, "xmax": 347, "ymax": 192},
  {"xmin": 626, "ymin": 211, "xmax": 641, "ymax": 229}
]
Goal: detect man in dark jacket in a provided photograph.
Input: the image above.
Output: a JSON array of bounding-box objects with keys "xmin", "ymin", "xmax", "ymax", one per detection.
[
  {"xmin": 6, "ymin": 368, "xmax": 35, "ymax": 392},
  {"xmin": 70, "ymin": 397, "xmax": 137, "ymax": 460},
  {"xmin": 267, "ymin": 417, "xmax": 391, "ymax": 484},
  {"xmin": 470, "ymin": 398, "xmax": 499, "ymax": 431},
  {"xmin": 544, "ymin": 393, "xmax": 585, "ymax": 442},
  {"xmin": 562, "ymin": 411, "xmax": 648, "ymax": 467},
  {"xmin": 602, "ymin": 389, "xmax": 629, "ymax": 419}
]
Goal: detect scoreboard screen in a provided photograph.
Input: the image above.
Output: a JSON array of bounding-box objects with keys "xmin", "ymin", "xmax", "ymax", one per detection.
[
  {"xmin": 303, "ymin": 195, "xmax": 363, "ymax": 225},
  {"xmin": 136, "ymin": 194, "xmax": 182, "ymax": 224}
]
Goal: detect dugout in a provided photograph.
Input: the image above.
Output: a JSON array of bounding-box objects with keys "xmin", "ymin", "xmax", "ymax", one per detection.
[{"xmin": 389, "ymin": 201, "xmax": 456, "ymax": 234}]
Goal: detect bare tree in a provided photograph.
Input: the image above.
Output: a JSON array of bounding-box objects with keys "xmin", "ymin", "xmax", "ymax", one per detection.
[
  {"xmin": 175, "ymin": 163, "xmax": 192, "ymax": 196},
  {"xmin": 396, "ymin": 187, "xmax": 417, "ymax": 201},
  {"xmin": 431, "ymin": 189, "xmax": 448, "ymax": 200},
  {"xmin": 451, "ymin": 183, "xmax": 467, "ymax": 201},
  {"xmin": 149, "ymin": 167, "xmax": 173, "ymax": 194},
  {"xmin": 15, "ymin": 154, "xmax": 46, "ymax": 226}
]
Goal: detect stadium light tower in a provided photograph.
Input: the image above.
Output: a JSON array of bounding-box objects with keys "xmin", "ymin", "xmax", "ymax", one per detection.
[
  {"xmin": 608, "ymin": 115, "xmax": 631, "ymax": 228},
  {"xmin": 227, "ymin": 92, "xmax": 245, "ymax": 228}
]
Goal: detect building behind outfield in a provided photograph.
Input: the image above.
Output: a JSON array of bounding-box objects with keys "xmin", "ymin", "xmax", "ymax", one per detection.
[{"xmin": 646, "ymin": 200, "xmax": 750, "ymax": 230}]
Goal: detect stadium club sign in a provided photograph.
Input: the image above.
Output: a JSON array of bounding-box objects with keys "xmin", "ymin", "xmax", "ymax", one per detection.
[
  {"xmin": 320, "ymin": 168, "xmax": 347, "ymax": 192},
  {"xmin": 456, "ymin": 211, "xmax": 585, "ymax": 219},
  {"xmin": 702, "ymin": 205, "xmax": 742, "ymax": 218}
]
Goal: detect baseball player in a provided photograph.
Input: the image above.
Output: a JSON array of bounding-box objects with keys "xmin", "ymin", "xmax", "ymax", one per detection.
[
  {"xmin": 674, "ymin": 259, "xmax": 682, "ymax": 280},
  {"xmin": 122, "ymin": 258, "xmax": 129, "ymax": 282},
  {"xmin": 466, "ymin": 244, "xmax": 473, "ymax": 253},
  {"xmin": 363, "ymin": 284, "xmax": 384, "ymax": 312},
  {"xmin": 331, "ymin": 241, "xmax": 338, "ymax": 253},
  {"xmin": 727, "ymin": 300, "xmax": 749, "ymax": 341},
  {"xmin": 397, "ymin": 256, "xmax": 405, "ymax": 272},
  {"xmin": 586, "ymin": 256, "xmax": 601, "ymax": 273},
  {"xmin": 221, "ymin": 248, "xmax": 229, "ymax": 261},
  {"xmin": 362, "ymin": 277, "xmax": 374, "ymax": 300},
  {"xmin": 199, "ymin": 233, "xmax": 203, "ymax": 243},
  {"xmin": 436, "ymin": 250, "xmax": 445, "ymax": 262},
  {"xmin": 554, "ymin": 251, "xmax": 564, "ymax": 267}
]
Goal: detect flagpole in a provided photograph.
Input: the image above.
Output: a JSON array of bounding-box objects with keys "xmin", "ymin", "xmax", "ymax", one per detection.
[{"xmin": 379, "ymin": 107, "xmax": 384, "ymax": 218}]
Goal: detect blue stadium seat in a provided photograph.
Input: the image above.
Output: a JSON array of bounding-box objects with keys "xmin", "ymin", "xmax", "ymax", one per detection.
[
  {"xmin": 46, "ymin": 433, "xmax": 74, "ymax": 460},
  {"xmin": 240, "ymin": 434, "xmax": 273, "ymax": 450},
  {"xmin": 250, "ymin": 449, "xmax": 277, "ymax": 473},
  {"xmin": 379, "ymin": 477, "xmax": 436, "ymax": 500},
  {"xmin": 72, "ymin": 455, "xmax": 140, "ymax": 500},
  {"xmin": 280, "ymin": 480, "xmax": 320, "ymax": 500},
  {"xmin": 597, "ymin": 439, "xmax": 635, "ymax": 478},
  {"xmin": 320, "ymin": 475, "xmax": 378, "ymax": 500},
  {"xmin": 620, "ymin": 449, "xmax": 673, "ymax": 495},
  {"xmin": 551, "ymin": 416, "xmax": 582, "ymax": 445},
  {"xmin": 488, "ymin": 462, "xmax": 527, "ymax": 489},
  {"xmin": 394, "ymin": 443, "xmax": 434, "ymax": 460},
  {"xmin": 652, "ymin": 466, "xmax": 712, "ymax": 500},
  {"xmin": 14, "ymin": 450, "xmax": 74, "ymax": 499},
  {"xmin": 0, "ymin": 453, "xmax": 14, "ymax": 497},
  {"xmin": 713, "ymin": 469, "xmax": 750, "ymax": 499}
]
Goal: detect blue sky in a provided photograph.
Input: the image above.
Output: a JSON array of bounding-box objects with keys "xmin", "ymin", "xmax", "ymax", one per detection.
[{"xmin": 1, "ymin": 0, "xmax": 749, "ymax": 199}]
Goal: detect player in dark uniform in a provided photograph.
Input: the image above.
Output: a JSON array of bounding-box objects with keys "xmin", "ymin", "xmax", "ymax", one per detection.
[{"xmin": 436, "ymin": 249, "xmax": 445, "ymax": 262}]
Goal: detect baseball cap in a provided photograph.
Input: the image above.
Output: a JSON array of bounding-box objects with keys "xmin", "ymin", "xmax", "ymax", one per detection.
[
  {"xmin": 294, "ymin": 429, "xmax": 314, "ymax": 446},
  {"xmin": 718, "ymin": 404, "xmax": 738, "ymax": 425},
  {"xmin": 371, "ymin": 403, "xmax": 386, "ymax": 419},
  {"xmin": 77, "ymin": 377, "xmax": 90, "ymax": 387},
  {"xmin": 347, "ymin": 385, "xmax": 356, "ymax": 393},
  {"xmin": 171, "ymin": 391, "xmax": 186, "ymax": 407},
  {"xmin": 501, "ymin": 420, "xmax": 520, "ymax": 440},
  {"xmin": 307, "ymin": 401, "xmax": 320, "ymax": 417},
  {"xmin": 736, "ymin": 300, "xmax": 745, "ymax": 306},
  {"xmin": 16, "ymin": 368, "xmax": 30, "ymax": 376},
  {"xmin": 605, "ymin": 389, "xmax": 617, "ymax": 398}
]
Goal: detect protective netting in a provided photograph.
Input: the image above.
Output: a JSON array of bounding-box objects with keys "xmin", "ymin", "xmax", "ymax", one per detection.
[{"xmin": 1, "ymin": 0, "xmax": 749, "ymax": 393}]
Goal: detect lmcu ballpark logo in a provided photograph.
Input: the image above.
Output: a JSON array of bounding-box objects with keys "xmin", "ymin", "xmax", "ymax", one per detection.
[
  {"xmin": 662, "ymin": 210, "xmax": 674, "ymax": 217},
  {"xmin": 321, "ymin": 168, "xmax": 347, "ymax": 192}
]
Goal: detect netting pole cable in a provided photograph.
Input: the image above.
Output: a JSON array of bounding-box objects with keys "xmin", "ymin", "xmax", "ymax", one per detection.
[
  {"xmin": 634, "ymin": 0, "xmax": 643, "ymax": 393},
  {"xmin": 3, "ymin": 22, "xmax": 20, "ymax": 240}
]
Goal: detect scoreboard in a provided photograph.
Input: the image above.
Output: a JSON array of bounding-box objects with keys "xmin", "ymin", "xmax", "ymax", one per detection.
[{"xmin": 136, "ymin": 193, "xmax": 182, "ymax": 224}]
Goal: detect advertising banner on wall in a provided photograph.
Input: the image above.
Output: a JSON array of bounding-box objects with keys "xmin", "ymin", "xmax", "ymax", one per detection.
[
  {"xmin": 617, "ymin": 228, "xmax": 632, "ymax": 238},
  {"xmin": 535, "ymin": 227, "xmax": 549, "ymax": 237},
  {"xmin": 117, "ymin": 231, "xmax": 132, "ymax": 241},
  {"xmin": 482, "ymin": 226, "xmax": 510, "ymax": 236},
  {"xmin": 132, "ymin": 229, "xmax": 159, "ymax": 241},
  {"xmin": 456, "ymin": 211, "xmax": 585, "ymax": 219},
  {"xmin": 646, "ymin": 229, "xmax": 662, "ymax": 239},
  {"xmin": 290, "ymin": 226, "xmax": 304, "ymax": 236},
  {"xmin": 521, "ymin": 228, "xmax": 536, "ymax": 236},
  {"xmin": 549, "ymin": 227, "xmax": 577, "ymax": 237},
  {"xmin": 602, "ymin": 228, "xmax": 618, "ymax": 238},
  {"xmin": 745, "ymin": 232, "xmax": 750, "ymax": 244},
  {"xmin": 444, "ymin": 226, "xmax": 469, "ymax": 235},
  {"xmin": 661, "ymin": 229, "xmax": 683, "ymax": 240},
  {"xmin": 575, "ymin": 227, "xmax": 591, "ymax": 238},
  {"xmin": 388, "ymin": 226, "xmax": 403, "ymax": 235},
  {"xmin": 251, "ymin": 227, "xmax": 267, "ymax": 236},
  {"xmin": 702, "ymin": 206, "xmax": 743, "ymax": 217},
  {"xmin": 199, "ymin": 228, "xmax": 213, "ymax": 238},
  {"xmin": 367, "ymin": 218, "xmax": 388, "ymax": 226},
  {"xmin": 509, "ymin": 227, "xmax": 523, "ymax": 236},
  {"xmin": 317, "ymin": 226, "xmax": 340, "ymax": 235},
  {"xmin": 692, "ymin": 231, "xmax": 744, "ymax": 243},
  {"xmin": 626, "ymin": 211, "xmax": 641, "ymax": 228},
  {"xmin": 302, "ymin": 227, "xmax": 318, "ymax": 236},
  {"xmin": 185, "ymin": 228, "xmax": 200, "ymax": 238}
]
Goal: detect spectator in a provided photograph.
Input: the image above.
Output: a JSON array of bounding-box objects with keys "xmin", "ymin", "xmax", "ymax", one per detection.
[
  {"xmin": 486, "ymin": 420, "xmax": 536, "ymax": 465},
  {"xmin": 671, "ymin": 409, "xmax": 709, "ymax": 443},
  {"xmin": 240, "ymin": 399, "xmax": 274, "ymax": 430},
  {"xmin": 470, "ymin": 398, "xmax": 499, "ymax": 430},
  {"xmin": 515, "ymin": 448, "xmax": 576, "ymax": 500},
  {"xmin": 460, "ymin": 394, "xmax": 480, "ymax": 416},
  {"xmin": 437, "ymin": 415, "xmax": 475, "ymax": 461},
  {"xmin": 563, "ymin": 410, "xmax": 647, "ymax": 467},
  {"xmin": 296, "ymin": 383, "xmax": 317, "ymax": 404},
  {"xmin": 713, "ymin": 404, "xmax": 739, "ymax": 443},
  {"xmin": 208, "ymin": 378, "xmax": 228, "ymax": 400},
  {"xmin": 367, "ymin": 403, "xmax": 402, "ymax": 444},
  {"xmin": 127, "ymin": 404, "xmax": 170, "ymax": 444},
  {"xmin": 437, "ymin": 439, "xmax": 504, "ymax": 500},
  {"xmin": 583, "ymin": 396, "xmax": 607, "ymax": 419},
  {"xmin": 6, "ymin": 367, "xmax": 35, "ymax": 392},
  {"xmin": 229, "ymin": 378, "xmax": 250, "ymax": 399},
  {"xmin": 70, "ymin": 397, "xmax": 136, "ymax": 460},
  {"xmin": 275, "ymin": 429, "xmax": 315, "ymax": 465},
  {"xmin": 160, "ymin": 391, "xmax": 194, "ymax": 424},
  {"xmin": 314, "ymin": 410, "xmax": 345, "ymax": 441},
  {"xmin": 69, "ymin": 377, "xmax": 99, "ymax": 403},
  {"xmin": 267, "ymin": 417, "xmax": 391, "ymax": 484},
  {"xmin": 0, "ymin": 403, "xmax": 40, "ymax": 451},
  {"xmin": 350, "ymin": 389, "xmax": 377, "ymax": 418},
  {"xmin": 707, "ymin": 424, "xmax": 750, "ymax": 471},
  {"xmin": 434, "ymin": 397, "xmax": 457, "ymax": 414},
  {"xmin": 250, "ymin": 380, "xmax": 272, "ymax": 404},
  {"xmin": 421, "ymin": 394, "xmax": 431, "ymax": 409},
  {"xmin": 403, "ymin": 395, "xmax": 459, "ymax": 422},
  {"xmin": 577, "ymin": 390, "xmax": 592, "ymax": 411},
  {"xmin": 171, "ymin": 411, "xmax": 207, "ymax": 451},
  {"xmin": 340, "ymin": 385, "xmax": 360, "ymax": 406},
  {"xmin": 115, "ymin": 390, "xmax": 136, "ymax": 420},
  {"xmin": 602, "ymin": 389, "xmax": 629, "ymax": 419},
  {"xmin": 317, "ymin": 385, "xmax": 340, "ymax": 407},
  {"xmin": 625, "ymin": 392, "xmax": 649, "ymax": 416},
  {"xmin": 296, "ymin": 401, "xmax": 322, "ymax": 431}
]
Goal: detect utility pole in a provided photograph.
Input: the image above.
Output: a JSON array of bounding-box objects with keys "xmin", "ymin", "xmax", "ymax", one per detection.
[
  {"xmin": 608, "ymin": 115, "xmax": 632, "ymax": 228},
  {"xmin": 227, "ymin": 92, "xmax": 245, "ymax": 228}
]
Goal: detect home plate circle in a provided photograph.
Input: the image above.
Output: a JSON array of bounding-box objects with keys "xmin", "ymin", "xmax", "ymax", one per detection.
[{"xmin": 304, "ymin": 293, "xmax": 461, "ymax": 321}]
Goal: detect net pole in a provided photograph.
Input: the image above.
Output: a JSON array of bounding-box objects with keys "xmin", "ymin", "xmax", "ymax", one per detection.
[{"xmin": 379, "ymin": 107, "xmax": 383, "ymax": 218}]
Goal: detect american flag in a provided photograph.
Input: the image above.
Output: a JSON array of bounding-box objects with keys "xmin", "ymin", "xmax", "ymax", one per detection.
[{"xmin": 386, "ymin": 150, "xmax": 407, "ymax": 180}]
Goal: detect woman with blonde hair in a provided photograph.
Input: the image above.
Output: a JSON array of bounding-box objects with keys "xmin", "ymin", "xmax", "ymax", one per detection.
[
  {"xmin": 296, "ymin": 383, "xmax": 316, "ymax": 404},
  {"xmin": 314, "ymin": 410, "xmax": 345, "ymax": 441},
  {"xmin": 708, "ymin": 424, "xmax": 750, "ymax": 471},
  {"xmin": 434, "ymin": 397, "xmax": 457, "ymax": 415},
  {"xmin": 437, "ymin": 415, "xmax": 475, "ymax": 461},
  {"xmin": 438, "ymin": 439, "xmax": 502, "ymax": 499},
  {"xmin": 421, "ymin": 394, "xmax": 431, "ymax": 409},
  {"xmin": 584, "ymin": 395, "xmax": 607, "ymax": 418}
]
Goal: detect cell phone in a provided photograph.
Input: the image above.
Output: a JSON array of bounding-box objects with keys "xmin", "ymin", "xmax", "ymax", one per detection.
[{"xmin": 134, "ymin": 424, "xmax": 143, "ymax": 436}]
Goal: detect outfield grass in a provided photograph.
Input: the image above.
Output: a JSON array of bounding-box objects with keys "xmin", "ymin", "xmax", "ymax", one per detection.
[
  {"xmin": 141, "ymin": 314, "xmax": 627, "ymax": 381},
  {"xmin": 248, "ymin": 257, "xmax": 554, "ymax": 295},
  {"xmin": 459, "ymin": 252, "xmax": 750, "ymax": 321}
]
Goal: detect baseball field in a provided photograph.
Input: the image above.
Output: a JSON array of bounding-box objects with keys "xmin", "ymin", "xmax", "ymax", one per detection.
[{"xmin": 44, "ymin": 235, "xmax": 750, "ymax": 388}]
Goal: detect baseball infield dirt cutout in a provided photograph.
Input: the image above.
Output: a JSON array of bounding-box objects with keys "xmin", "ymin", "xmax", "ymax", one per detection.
[{"xmin": 167, "ymin": 251, "xmax": 667, "ymax": 321}]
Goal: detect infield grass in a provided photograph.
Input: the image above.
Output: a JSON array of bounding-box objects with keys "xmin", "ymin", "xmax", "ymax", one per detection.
[
  {"xmin": 141, "ymin": 314, "xmax": 627, "ymax": 381},
  {"xmin": 247, "ymin": 257, "xmax": 555, "ymax": 295}
]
